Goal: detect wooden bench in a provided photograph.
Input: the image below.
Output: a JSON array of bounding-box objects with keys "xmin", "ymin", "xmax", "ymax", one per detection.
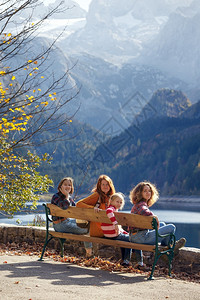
[{"xmin": 39, "ymin": 203, "xmax": 176, "ymax": 280}]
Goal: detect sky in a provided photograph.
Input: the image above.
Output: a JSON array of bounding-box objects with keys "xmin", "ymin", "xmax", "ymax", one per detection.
[
  {"xmin": 43, "ymin": 0, "xmax": 92, "ymax": 11},
  {"xmin": 74, "ymin": 0, "xmax": 92, "ymax": 11}
]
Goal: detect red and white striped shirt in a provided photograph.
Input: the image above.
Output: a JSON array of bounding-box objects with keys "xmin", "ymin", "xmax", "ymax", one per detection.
[{"xmin": 101, "ymin": 205, "xmax": 127, "ymax": 238}]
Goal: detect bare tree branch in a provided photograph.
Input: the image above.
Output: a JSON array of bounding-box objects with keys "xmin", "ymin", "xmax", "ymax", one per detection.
[{"xmin": 0, "ymin": 0, "xmax": 81, "ymax": 149}]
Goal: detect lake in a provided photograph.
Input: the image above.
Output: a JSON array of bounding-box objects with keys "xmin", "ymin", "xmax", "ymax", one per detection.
[{"xmin": 1, "ymin": 207, "xmax": 200, "ymax": 249}]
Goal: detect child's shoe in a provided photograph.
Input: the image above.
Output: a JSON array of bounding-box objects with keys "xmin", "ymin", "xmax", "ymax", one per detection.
[
  {"xmin": 85, "ymin": 248, "xmax": 93, "ymax": 258},
  {"xmin": 121, "ymin": 259, "xmax": 132, "ymax": 267},
  {"xmin": 134, "ymin": 262, "xmax": 146, "ymax": 270}
]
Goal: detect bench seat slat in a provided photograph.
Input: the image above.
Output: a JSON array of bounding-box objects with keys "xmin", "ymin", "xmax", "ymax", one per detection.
[{"xmin": 49, "ymin": 230, "xmax": 156, "ymax": 252}]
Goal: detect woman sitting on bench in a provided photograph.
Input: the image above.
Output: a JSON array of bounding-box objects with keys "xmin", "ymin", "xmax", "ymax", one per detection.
[
  {"xmin": 129, "ymin": 181, "xmax": 186, "ymax": 254},
  {"xmin": 51, "ymin": 177, "xmax": 91, "ymax": 254}
]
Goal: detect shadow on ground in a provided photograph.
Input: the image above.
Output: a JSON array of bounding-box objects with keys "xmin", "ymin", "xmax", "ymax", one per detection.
[{"xmin": 1, "ymin": 258, "xmax": 148, "ymax": 286}]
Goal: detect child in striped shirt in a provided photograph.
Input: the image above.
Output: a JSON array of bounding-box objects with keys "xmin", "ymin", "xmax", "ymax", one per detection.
[{"xmin": 101, "ymin": 193, "xmax": 142, "ymax": 267}]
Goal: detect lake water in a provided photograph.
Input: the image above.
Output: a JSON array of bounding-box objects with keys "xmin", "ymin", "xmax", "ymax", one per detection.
[{"xmin": 1, "ymin": 208, "xmax": 200, "ymax": 249}]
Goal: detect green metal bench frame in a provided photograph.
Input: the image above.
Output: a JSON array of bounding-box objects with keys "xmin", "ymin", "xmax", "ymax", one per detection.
[{"xmin": 39, "ymin": 204, "xmax": 176, "ymax": 280}]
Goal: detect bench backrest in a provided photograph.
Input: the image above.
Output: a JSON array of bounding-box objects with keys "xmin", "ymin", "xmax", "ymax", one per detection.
[{"xmin": 46, "ymin": 203, "xmax": 155, "ymax": 230}]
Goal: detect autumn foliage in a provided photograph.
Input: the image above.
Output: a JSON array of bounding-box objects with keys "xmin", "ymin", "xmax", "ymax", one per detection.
[{"xmin": 0, "ymin": 0, "xmax": 77, "ymax": 215}]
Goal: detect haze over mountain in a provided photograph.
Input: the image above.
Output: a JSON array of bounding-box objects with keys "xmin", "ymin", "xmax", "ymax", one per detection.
[
  {"xmin": 4, "ymin": 0, "xmax": 199, "ymax": 130},
  {"xmin": 31, "ymin": 0, "xmax": 199, "ymax": 129},
  {"xmin": 141, "ymin": 0, "xmax": 200, "ymax": 86},
  {"xmin": 38, "ymin": 89, "xmax": 200, "ymax": 196}
]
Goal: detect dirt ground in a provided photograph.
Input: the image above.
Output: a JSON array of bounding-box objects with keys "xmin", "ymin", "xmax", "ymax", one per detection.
[{"xmin": 0, "ymin": 253, "xmax": 200, "ymax": 300}]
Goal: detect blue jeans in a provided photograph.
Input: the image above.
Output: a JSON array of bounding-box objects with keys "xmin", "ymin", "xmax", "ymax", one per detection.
[
  {"xmin": 129, "ymin": 222, "xmax": 176, "ymax": 246},
  {"xmin": 109, "ymin": 233, "xmax": 142, "ymax": 263},
  {"xmin": 109, "ymin": 233, "xmax": 131, "ymax": 261},
  {"xmin": 53, "ymin": 218, "xmax": 91, "ymax": 248}
]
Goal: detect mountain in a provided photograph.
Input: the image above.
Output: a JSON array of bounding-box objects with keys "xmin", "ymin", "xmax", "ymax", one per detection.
[
  {"xmin": 181, "ymin": 100, "xmax": 200, "ymax": 119},
  {"xmin": 135, "ymin": 88, "xmax": 191, "ymax": 119},
  {"xmin": 90, "ymin": 90, "xmax": 200, "ymax": 195},
  {"xmin": 36, "ymin": 118, "xmax": 101, "ymax": 194},
  {"xmin": 69, "ymin": 54, "xmax": 190, "ymax": 129},
  {"xmin": 61, "ymin": 0, "xmax": 193, "ymax": 61},
  {"xmin": 141, "ymin": 0, "xmax": 200, "ymax": 86},
  {"xmin": 6, "ymin": 0, "xmax": 197, "ymax": 130},
  {"xmin": 47, "ymin": 0, "xmax": 86, "ymax": 19},
  {"xmin": 42, "ymin": 0, "xmax": 199, "ymax": 124}
]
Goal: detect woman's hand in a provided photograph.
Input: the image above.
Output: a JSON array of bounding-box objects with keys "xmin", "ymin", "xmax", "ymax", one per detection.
[
  {"xmin": 115, "ymin": 224, "xmax": 119, "ymax": 235},
  {"xmin": 59, "ymin": 186, "xmax": 68, "ymax": 197},
  {"xmin": 94, "ymin": 207, "xmax": 101, "ymax": 213}
]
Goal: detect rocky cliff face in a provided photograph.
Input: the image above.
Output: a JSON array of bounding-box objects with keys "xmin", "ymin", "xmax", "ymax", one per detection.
[
  {"xmin": 2, "ymin": 0, "xmax": 199, "ymax": 129},
  {"xmin": 141, "ymin": 1, "xmax": 200, "ymax": 85}
]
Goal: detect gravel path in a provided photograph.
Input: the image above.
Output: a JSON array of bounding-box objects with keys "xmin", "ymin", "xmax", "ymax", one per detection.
[{"xmin": 0, "ymin": 253, "xmax": 200, "ymax": 300}]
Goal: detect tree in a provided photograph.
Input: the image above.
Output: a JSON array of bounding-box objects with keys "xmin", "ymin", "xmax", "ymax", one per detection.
[
  {"xmin": 0, "ymin": 0, "xmax": 79, "ymax": 215},
  {"xmin": 0, "ymin": 0, "xmax": 79, "ymax": 150},
  {"xmin": 0, "ymin": 135, "xmax": 53, "ymax": 215}
]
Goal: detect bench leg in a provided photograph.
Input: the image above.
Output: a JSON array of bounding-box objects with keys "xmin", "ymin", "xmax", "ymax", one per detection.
[
  {"xmin": 58, "ymin": 238, "xmax": 66, "ymax": 258},
  {"xmin": 148, "ymin": 249, "xmax": 174, "ymax": 280},
  {"xmin": 167, "ymin": 251, "xmax": 174, "ymax": 277},
  {"xmin": 38, "ymin": 237, "xmax": 53, "ymax": 261},
  {"xmin": 148, "ymin": 255, "xmax": 159, "ymax": 280}
]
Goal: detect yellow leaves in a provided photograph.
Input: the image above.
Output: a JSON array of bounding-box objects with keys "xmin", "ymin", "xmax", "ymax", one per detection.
[
  {"xmin": 26, "ymin": 115, "xmax": 33, "ymax": 120},
  {"xmin": 41, "ymin": 101, "xmax": 48, "ymax": 106},
  {"xmin": 7, "ymin": 33, "xmax": 12, "ymax": 37},
  {"xmin": 14, "ymin": 107, "xmax": 20, "ymax": 111},
  {"xmin": 0, "ymin": 61, "xmax": 59, "ymax": 137},
  {"xmin": 49, "ymin": 93, "xmax": 57, "ymax": 101},
  {"xmin": 1, "ymin": 116, "xmax": 28, "ymax": 133},
  {"xmin": 28, "ymin": 96, "xmax": 34, "ymax": 101}
]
